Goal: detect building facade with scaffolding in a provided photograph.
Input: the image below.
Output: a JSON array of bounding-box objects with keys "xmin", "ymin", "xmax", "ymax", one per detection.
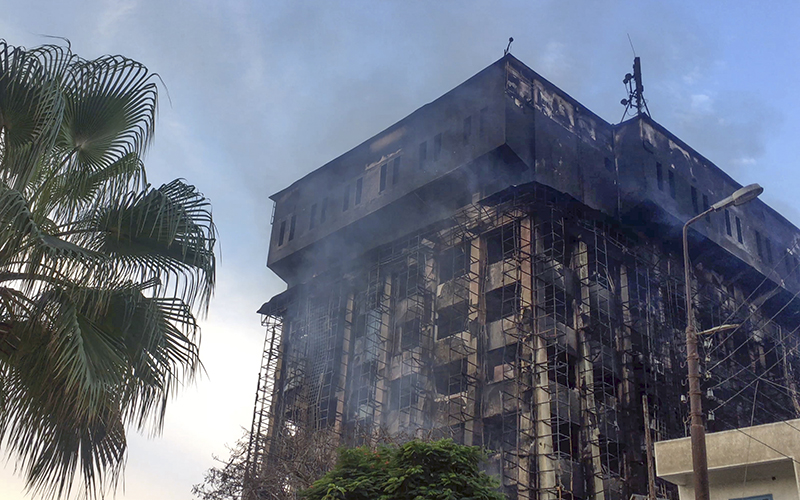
[{"xmin": 247, "ymin": 54, "xmax": 800, "ymax": 500}]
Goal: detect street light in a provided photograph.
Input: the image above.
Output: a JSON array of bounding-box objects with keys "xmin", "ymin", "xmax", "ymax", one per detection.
[{"xmin": 682, "ymin": 183, "xmax": 763, "ymax": 500}]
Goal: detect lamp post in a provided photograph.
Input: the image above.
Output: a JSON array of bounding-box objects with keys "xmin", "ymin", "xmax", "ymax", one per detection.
[{"xmin": 682, "ymin": 183, "xmax": 763, "ymax": 500}]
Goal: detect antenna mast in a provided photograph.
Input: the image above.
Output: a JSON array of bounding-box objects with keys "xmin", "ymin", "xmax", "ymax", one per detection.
[{"xmin": 620, "ymin": 56, "xmax": 651, "ymax": 121}]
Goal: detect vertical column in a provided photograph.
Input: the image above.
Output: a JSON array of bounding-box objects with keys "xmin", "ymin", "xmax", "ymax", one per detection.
[
  {"xmin": 533, "ymin": 214, "xmax": 556, "ymax": 500},
  {"xmin": 575, "ymin": 240, "xmax": 606, "ymax": 500},
  {"xmin": 464, "ymin": 234, "xmax": 483, "ymax": 446},
  {"xmin": 335, "ymin": 290, "xmax": 354, "ymax": 436},
  {"xmin": 373, "ymin": 273, "xmax": 391, "ymax": 436},
  {"xmin": 517, "ymin": 215, "xmax": 534, "ymax": 500}
]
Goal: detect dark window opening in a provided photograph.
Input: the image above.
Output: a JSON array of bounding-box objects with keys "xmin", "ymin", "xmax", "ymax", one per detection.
[
  {"xmin": 487, "ymin": 344, "xmax": 519, "ymax": 383},
  {"xmin": 400, "ymin": 318, "xmax": 421, "ymax": 350},
  {"xmin": 703, "ymin": 194, "xmax": 710, "ymax": 222},
  {"xmin": 355, "ymin": 178, "xmax": 363, "ymax": 205},
  {"xmin": 479, "ymin": 107, "xmax": 488, "ymax": 137},
  {"xmin": 288, "ymin": 215, "xmax": 297, "ymax": 241},
  {"xmin": 485, "ymin": 283, "xmax": 520, "ymax": 323},
  {"xmin": 419, "ymin": 141, "xmax": 427, "ymax": 168},
  {"xmin": 656, "ymin": 162, "xmax": 663, "ymax": 191},
  {"xmin": 668, "ymin": 170, "xmax": 676, "ymax": 199},
  {"xmin": 437, "ymin": 301, "xmax": 469, "ymax": 340},
  {"xmin": 553, "ymin": 421, "xmax": 580, "ymax": 457},
  {"xmin": 691, "ymin": 186, "xmax": 699, "ymax": 214},
  {"xmin": 379, "ymin": 163, "xmax": 387, "ymax": 192},
  {"xmin": 604, "ymin": 157, "xmax": 613, "ymax": 173},
  {"xmin": 350, "ymin": 362, "xmax": 377, "ymax": 420},
  {"xmin": 343, "ymin": 184, "xmax": 350, "ymax": 211},
  {"xmin": 755, "ymin": 231, "xmax": 763, "ymax": 258},
  {"xmin": 390, "ymin": 374, "xmax": 419, "ymax": 411},
  {"xmin": 439, "ymin": 245, "xmax": 468, "ymax": 282},
  {"xmin": 433, "ymin": 133, "xmax": 442, "ymax": 161},
  {"xmin": 278, "ymin": 220, "xmax": 286, "ymax": 246},
  {"xmin": 548, "ymin": 347, "xmax": 578, "ymax": 389},
  {"xmin": 765, "ymin": 238, "xmax": 773, "ymax": 263},
  {"xmin": 435, "ymin": 359, "xmax": 468, "ymax": 396},
  {"xmin": 735, "ymin": 216, "xmax": 743, "ymax": 243},
  {"xmin": 392, "ymin": 157, "xmax": 401, "ymax": 185},
  {"xmin": 320, "ymin": 197, "xmax": 328, "ymax": 223},
  {"xmin": 486, "ymin": 223, "xmax": 519, "ymax": 265},
  {"xmin": 725, "ymin": 210, "xmax": 732, "ymax": 236},
  {"xmin": 463, "ymin": 116, "xmax": 472, "ymax": 141},
  {"xmin": 484, "ymin": 414, "xmax": 517, "ymax": 453},
  {"xmin": 395, "ymin": 264, "xmax": 420, "ymax": 299}
]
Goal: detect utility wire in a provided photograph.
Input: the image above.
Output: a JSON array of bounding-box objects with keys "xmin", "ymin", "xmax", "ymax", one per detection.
[
  {"xmin": 706, "ymin": 247, "xmax": 798, "ymax": 358},
  {"xmin": 710, "ymin": 413, "xmax": 800, "ymax": 470}
]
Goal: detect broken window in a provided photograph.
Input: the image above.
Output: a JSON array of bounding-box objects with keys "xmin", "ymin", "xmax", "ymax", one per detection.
[
  {"xmin": 392, "ymin": 157, "xmax": 401, "ymax": 185},
  {"xmin": 487, "ymin": 344, "xmax": 518, "ymax": 383},
  {"xmin": 553, "ymin": 421, "xmax": 580, "ymax": 457},
  {"xmin": 343, "ymin": 184, "xmax": 351, "ymax": 211},
  {"xmin": 350, "ymin": 362, "xmax": 377, "ymax": 421},
  {"xmin": 288, "ymin": 215, "xmax": 297, "ymax": 241},
  {"xmin": 656, "ymin": 162, "xmax": 663, "ymax": 191},
  {"xmin": 400, "ymin": 318, "xmax": 421, "ymax": 350},
  {"xmin": 485, "ymin": 283, "xmax": 520, "ymax": 323},
  {"xmin": 437, "ymin": 301, "xmax": 469, "ymax": 339},
  {"xmin": 439, "ymin": 245, "xmax": 468, "ymax": 282},
  {"xmin": 395, "ymin": 264, "xmax": 420, "ymax": 299},
  {"xmin": 668, "ymin": 170, "xmax": 676, "ymax": 199},
  {"xmin": 691, "ymin": 186, "xmax": 699, "ymax": 214},
  {"xmin": 434, "ymin": 359, "xmax": 468, "ymax": 396},
  {"xmin": 463, "ymin": 115, "xmax": 472, "ymax": 141},
  {"xmin": 433, "ymin": 133, "xmax": 442, "ymax": 161},
  {"xmin": 735, "ymin": 216, "xmax": 743, "ymax": 243},
  {"xmin": 486, "ymin": 223, "xmax": 519, "ymax": 265},
  {"xmin": 278, "ymin": 220, "xmax": 286, "ymax": 246},
  {"xmin": 355, "ymin": 177, "xmax": 363, "ymax": 205},
  {"xmin": 548, "ymin": 347, "xmax": 578, "ymax": 389},
  {"xmin": 309, "ymin": 203, "xmax": 317, "ymax": 229},
  {"xmin": 380, "ymin": 162, "xmax": 387, "ymax": 192},
  {"xmin": 604, "ymin": 157, "xmax": 613, "ymax": 173},
  {"xmin": 390, "ymin": 374, "xmax": 419, "ymax": 411}
]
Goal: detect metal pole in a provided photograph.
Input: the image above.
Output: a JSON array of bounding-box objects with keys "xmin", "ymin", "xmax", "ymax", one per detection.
[
  {"xmin": 683, "ymin": 213, "xmax": 711, "ymax": 500},
  {"xmin": 642, "ymin": 394, "xmax": 657, "ymax": 500}
]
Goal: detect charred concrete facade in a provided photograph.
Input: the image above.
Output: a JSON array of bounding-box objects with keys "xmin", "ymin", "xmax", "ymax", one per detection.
[{"xmin": 248, "ymin": 55, "xmax": 800, "ymax": 500}]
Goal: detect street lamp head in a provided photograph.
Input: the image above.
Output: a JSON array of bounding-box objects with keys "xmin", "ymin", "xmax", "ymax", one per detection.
[{"xmin": 710, "ymin": 183, "xmax": 763, "ymax": 212}]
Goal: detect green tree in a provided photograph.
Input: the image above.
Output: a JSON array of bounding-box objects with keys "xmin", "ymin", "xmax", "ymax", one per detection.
[
  {"xmin": 301, "ymin": 439, "xmax": 504, "ymax": 500},
  {"xmin": 0, "ymin": 40, "xmax": 215, "ymax": 498}
]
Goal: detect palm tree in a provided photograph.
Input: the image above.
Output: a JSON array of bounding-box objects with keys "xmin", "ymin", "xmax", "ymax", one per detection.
[{"xmin": 0, "ymin": 40, "xmax": 216, "ymax": 498}]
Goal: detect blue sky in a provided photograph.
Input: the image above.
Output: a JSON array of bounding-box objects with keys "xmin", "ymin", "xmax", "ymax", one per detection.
[{"xmin": 0, "ymin": 1, "xmax": 798, "ymax": 499}]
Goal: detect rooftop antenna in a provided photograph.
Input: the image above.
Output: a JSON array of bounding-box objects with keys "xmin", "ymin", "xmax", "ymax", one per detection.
[
  {"xmin": 504, "ymin": 37, "xmax": 514, "ymax": 56},
  {"xmin": 620, "ymin": 35, "xmax": 651, "ymax": 121}
]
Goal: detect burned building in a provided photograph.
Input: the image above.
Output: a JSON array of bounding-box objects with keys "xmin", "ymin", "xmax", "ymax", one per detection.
[{"xmin": 247, "ymin": 54, "xmax": 800, "ymax": 500}]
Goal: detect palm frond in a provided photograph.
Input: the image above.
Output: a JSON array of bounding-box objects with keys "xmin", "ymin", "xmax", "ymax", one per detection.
[
  {"xmin": 0, "ymin": 41, "xmax": 68, "ymax": 191},
  {"xmin": 0, "ymin": 39, "xmax": 216, "ymax": 500},
  {"xmin": 95, "ymin": 179, "xmax": 216, "ymax": 312}
]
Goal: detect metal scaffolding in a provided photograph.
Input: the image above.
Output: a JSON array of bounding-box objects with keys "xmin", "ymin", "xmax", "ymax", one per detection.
[{"xmin": 247, "ymin": 183, "xmax": 800, "ymax": 500}]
